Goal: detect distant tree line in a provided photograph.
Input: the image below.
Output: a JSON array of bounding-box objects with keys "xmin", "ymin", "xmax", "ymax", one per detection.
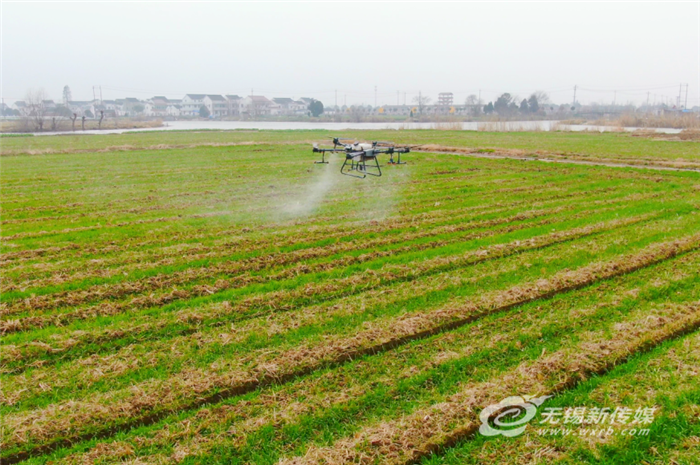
[{"xmin": 482, "ymin": 92, "xmax": 550, "ymax": 116}]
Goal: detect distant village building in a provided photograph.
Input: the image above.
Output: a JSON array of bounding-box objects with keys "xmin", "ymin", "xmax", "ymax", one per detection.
[
  {"xmin": 226, "ymin": 95, "xmax": 242, "ymax": 116},
  {"xmin": 271, "ymin": 98, "xmax": 309, "ymax": 115},
  {"xmin": 13, "ymin": 101, "xmax": 28, "ymax": 116},
  {"xmin": 67, "ymin": 100, "xmax": 96, "ymax": 117},
  {"xmin": 181, "ymin": 94, "xmax": 207, "ymax": 116},
  {"xmin": 167, "ymin": 99, "xmax": 182, "ymax": 117},
  {"xmin": 203, "ymin": 95, "xmax": 228, "ymax": 117},
  {"xmin": 121, "ymin": 98, "xmax": 143, "ymax": 116},
  {"xmin": 98, "ymin": 100, "xmax": 119, "ymax": 117},
  {"xmin": 438, "ymin": 93, "xmax": 454, "ymax": 106},
  {"xmin": 145, "ymin": 96, "xmax": 170, "ymax": 117},
  {"xmin": 241, "ymin": 95, "xmax": 273, "ymax": 116}
]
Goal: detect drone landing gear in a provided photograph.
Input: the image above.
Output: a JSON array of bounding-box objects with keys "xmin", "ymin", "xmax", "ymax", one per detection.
[
  {"xmin": 341, "ymin": 153, "xmax": 382, "ymax": 178},
  {"xmin": 387, "ymin": 152, "xmax": 406, "ymax": 165},
  {"xmin": 314, "ymin": 151, "xmax": 329, "ymax": 164}
]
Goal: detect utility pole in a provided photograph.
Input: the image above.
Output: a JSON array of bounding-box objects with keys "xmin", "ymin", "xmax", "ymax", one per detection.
[
  {"xmin": 92, "ymin": 86, "xmax": 96, "ymax": 101},
  {"xmin": 99, "ymin": 86, "xmax": 103, "ymax": 104},
  {"xmin": 685, "ymin": 84, "xmax": 689, "ymax": 109},
  {"xmin": 678, "ymin": 83, "xmax": 682, "ymax": 108},
  {"xmin": 572, "ymin": 85, "xmax": 577, "ymax": 106}
]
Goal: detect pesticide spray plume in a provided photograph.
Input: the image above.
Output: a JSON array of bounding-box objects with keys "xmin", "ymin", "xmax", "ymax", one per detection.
[{"xmin": 283, "ymin": 151, "xmax": 344, "ymax": 218}]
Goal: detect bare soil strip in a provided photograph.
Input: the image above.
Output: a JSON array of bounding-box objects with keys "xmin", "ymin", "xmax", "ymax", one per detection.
[
  {"xmin": 56, "ymin": 254, "xmax": 700, "ymax": 464},
  {"xmin": 2, "ymin": 207, "xmax": 563, "ymax": 312},
  {"xmin": 1, "ymin": 213, "xmax": 652, "ymax": 335},
  {"xmin": 2, "ymin": 232, "xmax": 697, "ymax": 462},
  {"xmin": 279, "ymin": 301, "xmax": 700, "ymax": 465},
  {"xmin": 416, "ymin": 145, "xmax": 700, "ymax": 172}
]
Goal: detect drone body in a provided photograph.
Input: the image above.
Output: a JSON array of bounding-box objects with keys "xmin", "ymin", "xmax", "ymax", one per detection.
[{"xmin": 312, "ymin": 138, "xmax": 410, "ymax": 178}]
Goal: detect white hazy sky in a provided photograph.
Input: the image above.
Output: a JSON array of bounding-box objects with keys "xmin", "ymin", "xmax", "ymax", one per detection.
[{"xmin": 2, "ymin": 1, "xmax": 699, "ymax": 107}]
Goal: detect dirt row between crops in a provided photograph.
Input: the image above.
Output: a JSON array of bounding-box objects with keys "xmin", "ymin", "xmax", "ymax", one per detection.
[
  {"xmin": 3, "ymin": 137, "xmax": 697, "ymax": 172},
  {"xmin": 1, "ymin": 185, "xmax": 657, "ymax": 306},
  {"xmin": 280, "ymin": 297, "xmax": 700, "ymax": 465},
  {"xmin": 56, "ymin": 256, "xmax": 695, "ymax": 464},
  {"xmin": 0, "ymin": 167, "xmax": 522, "ymax": 241},
  {"xmin": 0, "ymin": 140, "xmax": 281, "ymax": 157},
  {"xmin": 10, "ymin": 242, "xmax": 699, "ymax": 422},
  {"xmin": 2, "ymin": 188, "xmax": 582, "ymax": 292},
  {"xmin": 6, "ymin": 186, "xmax": 670, "ymax": 292},
  {"xmin": 2, "ymin": 253, "xmax": 529, "ymax": 389},
  {"xmin": 7, "ymin": 213, "xmax": 659, "ymax": 396},
  {"xmin": 0, "ymin": 179, "xmax": 599, "ymax": 267},
  {"xmin": 0, "ymin": 199, "xmax": 644, "ymax": 368},
  {"xmin": 0, "ymin": 205, "xmax": 579, "ymax": 314},
  {"xmin": 3, "ymin": 232, "xmax": 697, "ymax": 462},
  {"xmin": 415, "ymin": 144, "xmax": 700, "ymax": 172},
  {"xmin": 0, "ymin": 163, "xmax": 560, "ymax": 230},
  {"xmin": 1, "ymin": 212, "xmax": 651, "ymax": 337}
]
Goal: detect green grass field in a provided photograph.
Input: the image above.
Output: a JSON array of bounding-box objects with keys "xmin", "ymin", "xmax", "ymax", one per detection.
[{"xmin": 1, "ymin": 130, "xmax": 699, "ymax": 464}]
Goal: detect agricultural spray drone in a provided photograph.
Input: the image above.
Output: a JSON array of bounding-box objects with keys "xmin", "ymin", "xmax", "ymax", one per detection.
[{"xmin": 312, "ymin": 137, "xmax": 410, "ymax": 179}]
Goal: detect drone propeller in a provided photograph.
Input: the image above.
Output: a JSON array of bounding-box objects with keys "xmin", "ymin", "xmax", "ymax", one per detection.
[{"xmin": 331, "ymin": 137, "xmax": 356, "ymax": 147}]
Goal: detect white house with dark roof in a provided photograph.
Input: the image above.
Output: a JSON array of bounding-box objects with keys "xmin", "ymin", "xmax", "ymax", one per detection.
[
  {"xmin": 181, "ymin": 94, "xmax": 206, "ymax": 116},
  {"xmin": 272, "ymin": 97, "xmax": 297, "ymax": 115},
  {"xmin": 167, "ymin": 99, "xmax": 182, "ymax": 117},
  {"xmin": 203, "ymin": 95, "xmax": 228, "ymax": 117},
  {"xmin": 145, "ymin": 96, "xmax": 169, "ymax": 117},
  {"xmin": 121, "ymin": 98, "xmax": 143, "ymax": 117},
  {"xmin": 226, "ymin": 95, "xmax": 242, "ymax": 116},
  {"xmin": 241, "ymin": 95, "xmax": 273, "ymax": 116},
  {"xmin": 67, "ymin": 100, "xmax": 97, "ymax": 117},
  {"xmin": 13, "ymin": 101, "xmax": 28, "ymax": 116}
]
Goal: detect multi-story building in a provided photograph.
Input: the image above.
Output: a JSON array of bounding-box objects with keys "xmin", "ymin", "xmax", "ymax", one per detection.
[
  {"xmin": 203, "ymin": 95, "xmax": 228, "ymax": 117},
  {"xmin": 145, "ymin": 96, "xmax": 170, "ymax": 117},
  {"xmin": 438, "ymin": 93, "xmax": 454, "ymax": 106},
  {"xmin": 241, "ymin": 95, "xmax": 273, "ymax": 116},
  {"xmin": 226, "ymin": 95, "xmax": 242, "ymax": 116},
  {"xmin": 181, "ymin": 94, "xmax": 207, "ymax": 116}
]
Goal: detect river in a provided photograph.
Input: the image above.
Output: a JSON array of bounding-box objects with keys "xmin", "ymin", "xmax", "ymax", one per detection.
[{"xmin": 32, "ymin": 120, "xmax": 682, "ymax": 136}]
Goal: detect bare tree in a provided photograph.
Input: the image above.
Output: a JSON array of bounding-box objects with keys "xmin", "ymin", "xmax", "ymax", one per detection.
[
  {"xmin": 533, "ymin": 90, "xmax": 551, "ymax": 105},
  {"xmin": 465, "ymin": 94, "xmax": 481, "ymax": 116},
  {"xmin": 412, "ymin": 93, "xmax": 431, "ymax": 114},
  {"xmin": 24, "ymin": 88, "xmax": 49, "ymax": 131},
  {"xmin": 71, "ymin": 113, "xmax": 77, "ymax": 131},
  {"xmin": 348, "ymin": 105, "xmax": 364, "ymax": 122}
]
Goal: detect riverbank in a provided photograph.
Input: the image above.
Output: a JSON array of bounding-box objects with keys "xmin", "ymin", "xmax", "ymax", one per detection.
[{"xmin": 0, "ymin": 119, "xmax": 164, "ymax": 134}]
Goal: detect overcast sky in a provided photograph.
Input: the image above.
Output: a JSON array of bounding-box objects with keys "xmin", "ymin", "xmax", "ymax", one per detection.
[{"xmin": 2, "ymin": 2, "xmax": 699, "ymax": 107}]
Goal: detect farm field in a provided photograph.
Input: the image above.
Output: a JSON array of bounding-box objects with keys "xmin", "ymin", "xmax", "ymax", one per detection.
[
  {"xmin": 2, "ymin": 128, "xmax": 700, "ymax": 170},
  {"xmin": 1, "ymin": 130, "xmax": 700, "ymax": 464}
]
